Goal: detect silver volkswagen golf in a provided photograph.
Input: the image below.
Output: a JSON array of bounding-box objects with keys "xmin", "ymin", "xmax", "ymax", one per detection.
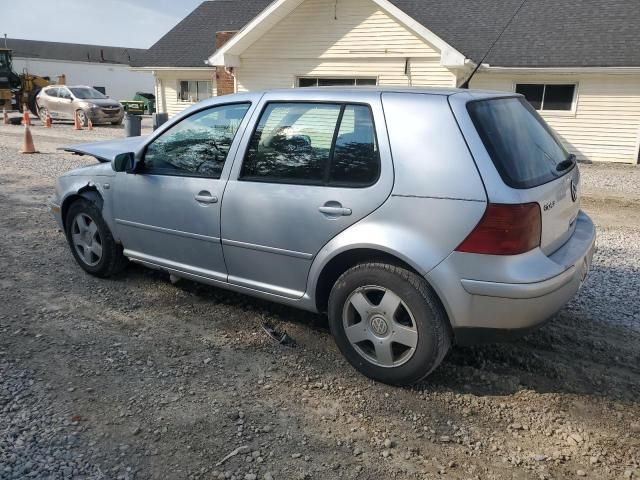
[{"xmin": 52, "ymin": 88, "xmax": 596, "ymax": 385}]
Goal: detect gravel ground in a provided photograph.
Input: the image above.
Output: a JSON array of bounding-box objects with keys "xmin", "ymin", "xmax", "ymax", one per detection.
[
  {"xmin": 0, "ymin": 121, "xmax": 639, "ymax": 480},
  {"xmin": 579, "ymin": 162, "xmax": 640, "ymax": 201}
]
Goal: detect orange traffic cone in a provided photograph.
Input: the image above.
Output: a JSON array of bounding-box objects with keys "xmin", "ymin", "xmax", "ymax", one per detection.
[
  {"xmin": 20, "ymin": 124, "xmax": 37, "ymax": 154},
  {"xmin": 22, "ymin": 106, "xmax": 31, "ymax": 126},
  {"xmin": 2, "ymin": 108, "xmax": 8, "ymax": 125},
  {"xmin": 87, "ymin": 118, "xmax": 93, "ymax": 131},
  {"xmin": 44, "ymin": 113, "xmax": 52, "ymax": 128},
  {"xmin": 73, "ymin": 111, "xmax": 83, "ymax": 130}
]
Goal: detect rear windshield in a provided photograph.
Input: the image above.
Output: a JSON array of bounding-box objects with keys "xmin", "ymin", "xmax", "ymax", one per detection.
[{"xmin": 467, "ymin": 97, "xmax": 573, "ymax": 189}]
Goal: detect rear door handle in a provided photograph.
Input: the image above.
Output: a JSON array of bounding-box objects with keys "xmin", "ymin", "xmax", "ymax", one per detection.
[
  {"xmin": 194, "ymin": 191, "xmax": 218, "ymax": 204},
  {"xmin": 319, "ymin": 206, "xmax": 352, "ymax": 217}
]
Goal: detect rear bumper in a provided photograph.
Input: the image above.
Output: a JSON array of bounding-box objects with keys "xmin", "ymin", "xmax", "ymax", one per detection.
[{"xmin": 427, "ymin": 211, "xmax": 596, "ymax": 343}]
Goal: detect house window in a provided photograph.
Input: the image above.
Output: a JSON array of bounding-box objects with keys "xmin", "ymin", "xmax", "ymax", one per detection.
[
  {"xmin": 179, "ymin": 80, "xmax": 212, "ymax": 102},
  {"xmin": 515, "ymin": 84, "xmax": 576, "ymax": 111},
  {"xmin": 297, "ymin": 77, "xmax": 377, "ymax": 88}
]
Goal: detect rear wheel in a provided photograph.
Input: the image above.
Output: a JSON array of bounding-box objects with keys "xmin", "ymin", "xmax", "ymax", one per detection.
[
  {"xmin": 328, "ymin": 263, "xmax": 451, "ymax": 385},
  {"xmin": 38, "ymin": 106, "xmax": 49, "ymax": 123},
  {"xmin": 65, "ymin": 199, "xmax": 128, "ymax": 277},
  {"xmin": 27, "ymin": 88, "xmax": 40, "ymax": 116}
]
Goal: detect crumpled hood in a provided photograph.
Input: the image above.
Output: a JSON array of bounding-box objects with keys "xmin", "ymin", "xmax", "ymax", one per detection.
[
  {"xmin": 61, "ymin": 161, "xmax": 115, "ymax": 178},
  {"xmin": 60, "ymin": 136, "xmax": 148, "ymax": 163}
]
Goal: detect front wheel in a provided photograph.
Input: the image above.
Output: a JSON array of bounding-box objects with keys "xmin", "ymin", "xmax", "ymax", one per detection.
[
  {"xmin": 76, "ymin": 109, "xmax": 89, "ymax": 127},
  {"xmin": 328, "ymin": 263, "xmax": 451, "ymax": 385},
  {"xmin": 65, "ymin": 199, "xmax": 128, "ymax": 277}
]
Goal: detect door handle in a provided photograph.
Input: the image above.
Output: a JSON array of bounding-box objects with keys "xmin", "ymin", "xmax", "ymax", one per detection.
[
  {"xmin": 194, "ymin": 191, "xmax": 218, "ymax": 204},
  {"xmin": 319, "ymin": 205, "xmax": 352, "ymax": 217}
]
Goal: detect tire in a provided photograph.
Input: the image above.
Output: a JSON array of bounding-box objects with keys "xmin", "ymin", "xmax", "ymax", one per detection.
[
  {"xmin": 328, "ymin": 263, "xmax": 451, "ymax": 385},
  {"xmin": 76, "ymin": 109, "xmax": 89, "ymax": 127},
  {"xmin": 38, "ymin": 106, "xmax": 48, "ymax": 123},
  {"xmin": 28, "ymin": 88, "xmax": 40, "ymax": 116},
  {"xmin": 64, "ymin": 199, "xmax": 128, "ymax": 278}
]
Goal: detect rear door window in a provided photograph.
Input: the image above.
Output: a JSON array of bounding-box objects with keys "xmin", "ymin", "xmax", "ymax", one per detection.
[
  {"xmin": 467, "ymin": 97, "xmax": 573, "ymax": 189},
  {"xmin": 241, "ymin": 102, "xmax": 379, "ymax": 187}
]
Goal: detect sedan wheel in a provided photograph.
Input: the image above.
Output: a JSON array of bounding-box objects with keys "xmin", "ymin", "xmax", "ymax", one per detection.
[
  {"xmin": 343, "ymin": 285, "xmax": 418, "ymax": 367},
  {"xmin": 64, "ymin": 198, "xmax": 128, "ymax": 277},
  {"xmin": 71, "ymin": 213, "xmax": 103, "ymax": 267}
]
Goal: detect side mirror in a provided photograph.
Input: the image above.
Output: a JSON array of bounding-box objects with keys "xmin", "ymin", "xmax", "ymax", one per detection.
[{"xmin": 112, "ymin": 152, "xmax": 135, "ymax": 173}]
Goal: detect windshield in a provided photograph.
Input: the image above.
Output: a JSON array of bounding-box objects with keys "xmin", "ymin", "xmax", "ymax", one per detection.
[
  {"xmin": 0, "ymin": 51, "xmax": 11, "ymax": 70},
  {"xmin": 69, "ymin": 87, "xmax": 108, "ymax": 100},
  {"xmin": 467, "ymin": 97, "xmax": 573, "ymax": 189}
]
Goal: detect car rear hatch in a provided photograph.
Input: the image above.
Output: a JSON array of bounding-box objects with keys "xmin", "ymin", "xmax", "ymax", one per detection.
[{"xmin": 453, "ymin": 94, "xmax": 580, "ymax": 255}]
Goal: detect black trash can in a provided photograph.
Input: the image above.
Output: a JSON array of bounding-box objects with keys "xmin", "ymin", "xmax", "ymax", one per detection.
[
  {"xmin": 152, "ymin": 112, "xmax": 169, "ymax": 131},
  {"xmin": 124, "ymin": 114, "xmax": 142, "ymax": 137}
]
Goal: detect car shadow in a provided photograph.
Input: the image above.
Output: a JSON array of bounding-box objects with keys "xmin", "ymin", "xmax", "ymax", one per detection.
[{"xmin": 119, "ymin": 263, "xmax": 639, "ymax": 402}]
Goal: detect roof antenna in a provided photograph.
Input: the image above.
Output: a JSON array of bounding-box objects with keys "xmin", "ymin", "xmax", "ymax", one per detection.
[{"xmin": 458, "ymin": 0, "xmax": 528, "ymax": 89}]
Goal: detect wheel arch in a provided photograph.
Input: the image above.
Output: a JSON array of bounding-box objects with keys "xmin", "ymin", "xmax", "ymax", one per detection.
[
  {"xmin": 61, "ymin": 186, "xmax": 103, "ymax": 228},
  {"xmin": 313, "ymin": 247, "xmax": 450, "ymax": 331}
]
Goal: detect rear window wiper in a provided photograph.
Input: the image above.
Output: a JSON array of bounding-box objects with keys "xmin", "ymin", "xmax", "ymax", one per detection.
[{"xmin": 556, "ymin": 153, "xmax": 576, "ymax": 172}]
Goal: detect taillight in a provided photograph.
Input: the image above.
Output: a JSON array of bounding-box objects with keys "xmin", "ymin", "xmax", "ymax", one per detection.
[{"xmin": 455, "ymin": 203, "xmax": 541, "ymax": 255}]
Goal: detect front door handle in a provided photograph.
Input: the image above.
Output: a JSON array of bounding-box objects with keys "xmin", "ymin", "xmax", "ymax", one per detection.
[
  {"xmin": 194, "ymin": 191, "xmax": 218, "ymax": 204},
  {"xmin": 319, "ymin": 205, "xmax": 352, "ymax": 217}
]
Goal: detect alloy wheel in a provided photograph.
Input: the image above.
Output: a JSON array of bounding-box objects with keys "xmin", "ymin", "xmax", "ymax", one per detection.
[
  {"xmin": 71, "ymin": 213, "xmax": 103, "ymax": 266},
  {"xmin": 342, "ymin": 285, "xmax": 418, "ymax": 368}
]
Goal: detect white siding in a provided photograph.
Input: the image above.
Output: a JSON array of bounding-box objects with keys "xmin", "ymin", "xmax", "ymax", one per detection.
[
  {"xmin": 236, "ymin": 0, "xmax": 456, "ymax": 91},
  {"xmin": 471, "ymin": 72, "xmax": 640, "ymax": 164},
  {"xmin": 13, "ymin": 57, "xmax": 154, "ymax": 101},
  {"xmin": 153, "ymin": 70, "xmax": 216, "ymax": 117}
]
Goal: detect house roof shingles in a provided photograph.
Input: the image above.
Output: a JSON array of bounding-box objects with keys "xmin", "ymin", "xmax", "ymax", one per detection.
[
  {"xmin": 391, "ymin": 0, "xmax": 640, "ymax": 68},
  {"xmin": 4, "ymin": 38, "xmax": 146, "ymax": 65},
  {"xmin": 134, "ymin": 0, "xmax": 640, "ymax": 69},
  {"xmin": 132, "ymin": 0, "xmax": 271, "ymax": 68}
]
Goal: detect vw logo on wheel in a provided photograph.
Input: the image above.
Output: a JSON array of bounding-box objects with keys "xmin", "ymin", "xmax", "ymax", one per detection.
[
  {"xmin": 570, "ymin": 180, "xmax": 578, "ymax": 203},
  {"xmin": 370, "ymin": 316, "xmax": 389, "ymax": 336}
]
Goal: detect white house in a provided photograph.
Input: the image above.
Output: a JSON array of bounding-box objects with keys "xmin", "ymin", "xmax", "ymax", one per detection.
[
  {"xmin": 133, "ymin": 0, "xmax": 640, "ymax": 164},
  {"xmin": 6, "ymin": 38, "xmax": 154, "ymax": 101}
]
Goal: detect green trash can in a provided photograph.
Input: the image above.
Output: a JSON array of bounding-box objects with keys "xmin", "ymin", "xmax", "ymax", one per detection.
[
  {"xmin": 120, "ymin": 100, "xmax": 145, "ymax": 116},
  {"xmin": 133, "ymin": 92, "xmax": 156, "ymax": 114}
]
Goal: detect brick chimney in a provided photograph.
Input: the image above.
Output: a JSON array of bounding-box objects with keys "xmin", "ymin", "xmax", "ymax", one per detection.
[{"xmin": 215, "ymin": 31, "xmax": 237, "ymax": 96}]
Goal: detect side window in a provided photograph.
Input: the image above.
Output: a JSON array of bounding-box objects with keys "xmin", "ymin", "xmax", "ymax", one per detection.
[
  {"xmin": 47, "ymin": 88, "xmax": 59, "ymax": 98},
  {"xmin": 241, "ymin": 103, "xmax": 342, "ymax": 183},
  {"xmin": 241, "ymin": 102, "xmax": 380, "ymax": 187},
  {"xmin": 330, "ymin": 105, "xmax": 379, "ymax": 186},
  {"xmin": 142, "ymin": 103, "xmax": 250, "ymax": 178},
  {"xmin": 59, "ymin": 88, "xmax": 72, "ymax": 99}
]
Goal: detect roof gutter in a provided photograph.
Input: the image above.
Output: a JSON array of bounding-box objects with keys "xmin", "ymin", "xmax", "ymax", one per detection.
[
  {"xmin": 480, "ymin": 65, "xmax": 640, "ymax": 74},
  {"xmin": 130, "ymin": 66, "xmax": 215, "ymax": 72}
]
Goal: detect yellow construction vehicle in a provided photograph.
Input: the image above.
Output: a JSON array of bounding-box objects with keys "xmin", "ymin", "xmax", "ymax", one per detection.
[{"xmin": 0, "ymin": 47, "xmax": 65, "ymax": 114}]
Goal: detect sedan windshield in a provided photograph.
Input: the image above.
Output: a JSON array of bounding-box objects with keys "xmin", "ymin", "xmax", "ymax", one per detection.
[{"xmin": 69, "ymin": 87, "xmax": 107, "ymax": 100}]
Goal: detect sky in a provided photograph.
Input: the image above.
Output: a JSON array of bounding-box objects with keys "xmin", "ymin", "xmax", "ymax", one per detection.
[{"xmin": 1, "ymin": 0, "xmax": 204, "ymax": 48}]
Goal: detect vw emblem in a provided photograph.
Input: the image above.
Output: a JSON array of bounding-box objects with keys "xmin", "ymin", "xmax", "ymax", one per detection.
[
  {"xmin": 570, "ymin": 180, "xmax": 578, "ymax": 203},
  {"xmin": 370, "ymin": 316, "xmax": 389, "ymax": 336}
]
